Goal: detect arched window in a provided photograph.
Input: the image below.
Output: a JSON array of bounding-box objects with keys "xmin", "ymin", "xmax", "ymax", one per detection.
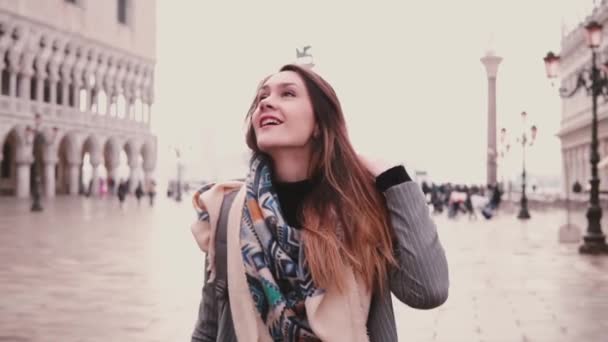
[{"xmin": 1, "ymin": 141, "xmax": 11, "ymax": 178}]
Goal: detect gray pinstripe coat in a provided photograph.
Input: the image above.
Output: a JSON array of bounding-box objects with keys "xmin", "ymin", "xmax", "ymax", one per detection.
[{"xmin": 191, "ymin": 182, "xmax": 449, "ymax": 341}]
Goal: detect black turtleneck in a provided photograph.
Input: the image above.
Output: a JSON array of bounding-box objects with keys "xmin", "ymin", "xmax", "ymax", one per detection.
[{"xmin": 274, "ymin": 165, "xmax": 411, "ymax": 227}]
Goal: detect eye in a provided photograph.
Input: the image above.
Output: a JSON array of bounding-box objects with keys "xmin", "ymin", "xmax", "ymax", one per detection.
[
  {"xmin": 282, "ymin": 90, "xmax": 295, "ymax": 97},
  {"xmin": 258, "ymin": 93, "xmax": 268, "ymax": 100}
]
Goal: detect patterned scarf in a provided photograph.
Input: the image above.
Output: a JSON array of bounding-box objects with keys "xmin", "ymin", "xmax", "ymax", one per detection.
[{"xmin": 240, "ymin": 154, "xmax": 323, "ymax": 341}]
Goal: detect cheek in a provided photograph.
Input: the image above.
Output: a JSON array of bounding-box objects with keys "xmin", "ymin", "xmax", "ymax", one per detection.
[
  {"xmin": 250, "ymin": 111, "xmax": 261, "ymax": 134},
  {"xmin": 297, "ymin": 108, "xmax": 316, "ymax": 137}
]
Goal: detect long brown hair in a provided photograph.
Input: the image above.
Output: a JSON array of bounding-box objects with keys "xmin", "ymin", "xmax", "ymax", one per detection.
[{"xmin": 245, "ymin": 64, "xmax": 396, "ymax": 292}]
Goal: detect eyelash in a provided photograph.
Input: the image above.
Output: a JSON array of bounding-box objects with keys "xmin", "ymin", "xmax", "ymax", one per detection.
[{"xmin": 258, "ymin": 91, "xmax": 295, "ymax": 101}]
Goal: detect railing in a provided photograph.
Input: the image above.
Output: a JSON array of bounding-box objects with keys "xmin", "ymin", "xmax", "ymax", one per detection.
[{"xmin": 0, "ymin": 95, "xmax": 150, "ymax": 135}]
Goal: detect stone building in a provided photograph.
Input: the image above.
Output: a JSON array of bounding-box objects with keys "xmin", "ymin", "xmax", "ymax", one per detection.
[
  {"xmin": 557, "ymin": 3, "xmax": 608, "ymax": 194},
  {"xmin": 0, "ymin": 0, "xmax": 156, "ymax": 198}
]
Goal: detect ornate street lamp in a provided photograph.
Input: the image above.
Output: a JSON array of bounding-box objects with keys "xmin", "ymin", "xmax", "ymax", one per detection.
[
  {"xmin": 515, "ymin": 111, "xmax": 537, "ymax": 220},
  {"xmin": 296, "ymin": 45, "xmax": 315, "ymax": 68},
  {"xmin": 25, "ymin": 113, "xmax": 58, "ymax": 212},
  {"xmin": 544, "ymin": 20, "xmax": 608, "ymax": 254}
]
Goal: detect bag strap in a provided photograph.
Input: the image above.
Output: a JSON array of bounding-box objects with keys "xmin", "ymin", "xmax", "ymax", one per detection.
[{"xmin": 214, "ymin": 188, "xmax": 239, "ymax": 299}]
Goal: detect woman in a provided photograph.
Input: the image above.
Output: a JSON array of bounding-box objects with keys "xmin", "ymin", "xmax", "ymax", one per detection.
[{"xmin": 191, "ymin": 64, "xmax": 449, "ymax": 341}]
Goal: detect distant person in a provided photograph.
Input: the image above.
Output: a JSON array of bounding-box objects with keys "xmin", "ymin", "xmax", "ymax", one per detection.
[
  {"xmin": 147, "ymin": 179, "xmax": 156, "ymax": 207},
  {"xmin": 135, "ymin": 182, "xmax": 144, "ymax": 206},
  {"xmin": 108, "ymin": 177, "xmax": 115, "ymax": 195},
  {"xmin": 464, "ymin": 190, "xmax": 478, "ymax": 220},
  {"xmin": 573, "ymin": 180, "xmax": 583, "ymax": 194},
  {"xmin": 117, "ymin": 180, "xmax": 128, "ymax": 210},
  {"xmin": 190, "ymin": 64, "xmax": 449, "ymax": 341},
  {"xmin": 99, "ymin": 179, "xmax": 106, "ymax": 197}
]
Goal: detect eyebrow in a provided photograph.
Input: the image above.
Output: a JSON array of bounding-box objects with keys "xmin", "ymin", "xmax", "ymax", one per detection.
[{"xmin": 259, "ymin": 82, "xmax": 298, "ymax": 91}]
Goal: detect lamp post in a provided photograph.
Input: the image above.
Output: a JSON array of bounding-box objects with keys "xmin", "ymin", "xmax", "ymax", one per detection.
[
  {"xmin": 25, "ymin": 113, "xmax": 57, "ymax": 212},
  {"xmin": 544, "ymin": 20, "xmax": 608, "ymax": 254},
  {"xmin": 515, "ymin": 111, "xmax": 537, "ymax": 220}
]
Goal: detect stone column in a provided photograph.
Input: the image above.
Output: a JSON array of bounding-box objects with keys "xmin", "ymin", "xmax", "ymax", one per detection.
[
  {"xmin": 90, "ymin": 163, "xmax": 100, "ymax": 196},
  {"xmin": 73, "ymin": 81, "xmax": 82, "ymax": 110},
  {"xmin": 125, "ymin": 97, "xmax": 132, "ymax": 120},
  {"xmin": 15, "ymin": 160, "xmax": 31, "ymax": 198},
  {"xmin": 9, "ymin": 68, "xmax": 17, "ymax": 97},
  {"xmin": 61, "ymin": 81, "xmax": 70, "ymax": 106},
  {"xmin": 481, "ymin": 50, "xmax": 502, "ymax": 186},
  {"xmin": 36, "ymin": 73, "xmax": 45, "ymax": 102},
  {"xmin": 569, "ymin": 149, "xmax": 575, "ymax": 192},
  {"xmin": 44, "ymin": 159, "xmax": 57, "ymax": 198},
  {"xmin": 49, "ymin": 76, "xmax": 58, "ymax": 105},
  {"xmin": 0, "ymin": 54, "xmax": 5, "ymax": 93},
  {"xmin": 128, "ymin": 160, "xmax": 139, "ymax": 192},
  {"xmin": 107, "ymin": 166, "xmax": 119, "ymax": 194},
  {"xmin": 85, "ymin": 83, "xmax": 93, "ymax": 112},
  {"xmin": 105, "ymin": 89, "xmax": 112, "ymax": 116},
  {"xmin": 578, "ymin": 146, "xmax": 584, "ymax": 184},
  {"xmin": 19, "ymin": 69, "xmax": 34, "ymax": 101},
  {"xmin": 90, "ymin": 153, "xmax": 101, "ymax": 196},
  {"xmin": 144, "ymin": 169, "xmax": 154, "ymax": 186},
  {"xmin": 146, "ymin": 103, "xmax": 152, "ymax": 126},
  {"xmin": 68, "ymin": 162, "xmax": 80, "ymax": 195}
]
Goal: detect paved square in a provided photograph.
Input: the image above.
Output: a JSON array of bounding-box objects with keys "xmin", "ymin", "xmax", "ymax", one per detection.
[{"xmin": 1, "ymin": 195, "xmax": 607, "ymax": 341}]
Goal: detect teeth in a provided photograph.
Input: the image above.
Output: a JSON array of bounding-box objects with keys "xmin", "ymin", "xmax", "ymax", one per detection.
[{"xmin": 262, "ymin": 118, "xmax": 281, "ymax": 126}]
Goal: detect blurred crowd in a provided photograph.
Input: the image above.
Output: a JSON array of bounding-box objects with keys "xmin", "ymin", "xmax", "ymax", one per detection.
[{"xmin": 421, "ymin": 182, "xmax": 504, "ymax": 220}]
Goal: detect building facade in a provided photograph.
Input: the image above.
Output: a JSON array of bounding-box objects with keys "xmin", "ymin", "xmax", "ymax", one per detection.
[
  {"xmin": 0, "ymin": 0, "xmax": 156, "ymax": 198},
  {"xmin": 558, "ymin": 3, "xmax": 608, "ymax": 195}
]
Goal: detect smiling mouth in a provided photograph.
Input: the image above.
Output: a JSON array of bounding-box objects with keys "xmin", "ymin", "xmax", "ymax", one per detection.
[{"xmin": 260, "ymin": 118, "xmax": 283, "ymax": 128}]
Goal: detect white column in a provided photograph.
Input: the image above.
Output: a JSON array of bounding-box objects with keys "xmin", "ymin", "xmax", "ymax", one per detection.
[
  {"xmin": 68, "ymin": 162, "xmax": 80, "ymax": 195},
  {"xmin": 144, "ymin": 169, "xmax": 154, "ymax": 185},
  {"xmin": 15, "ymin": 161, "xmax": 31, "ymax": 198},
  {"xmin": 575, "ymin": 147, "xmax": 581, "ymax": 184},
  {"xmin": 19, "ymin": 72, "xmax": 33, "ymax": 101},
  {"xmin": 584, "ymin": 145, "xmax": 590, "ymax": 186},
  {"xmin": 105, "ymin": 89, "xmax": 112, "ymax": 116},
  {"xmin": 481, "ymin": 51, "xmax": 502, "ymax": 186},
  {"xmin": 128, "ymin": 162, "xmax": 138, "ymax": 192},
  {"xmin": 562, "ymin": 149, "xmax": 569, "ymax": 197},
  {"xmin": 568, "ymin": 149, "xmax": 573, "ymax": 186},
  {"xmin": 108, "ymin": 166, "xmax": 119, "ymax": 194},
  {"xmin": 90, "ymin": 162, "xmax": 100, "ymax": 196},
  {"xmin": 44, "ymin": 160, "xmax": 56, "ymax": 198},
  {"xmin": 49, "ymin": 78, "xmax": 58, "ymax": 105},
  {"xmin": 85, "ymin": 85, "xmax": 93, "ymax": 112},
  {"xmin": 146, "ymin": 103, "xmax": 152, "ymax": 126},
  {"xmin": 73, "ymin": 82, "xmax": 82, "ymax": 110},
  {"xmin": 9, "ymin": 70, "xmax": 17, "ymax": 97},
  {"xmin": 0, "ymin": 59, "xmax": 4, "ymax": 92}
]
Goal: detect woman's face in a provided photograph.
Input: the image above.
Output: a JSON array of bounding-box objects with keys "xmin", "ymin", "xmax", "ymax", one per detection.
[{"xmin": 252, "ymin": 71, "xmax": 317, "ymax": 154}]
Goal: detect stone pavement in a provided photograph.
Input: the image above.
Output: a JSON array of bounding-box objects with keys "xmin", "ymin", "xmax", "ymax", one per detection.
[{"xmin": 0, "ymin": 195, "xmax": 607, "ymax": 342}]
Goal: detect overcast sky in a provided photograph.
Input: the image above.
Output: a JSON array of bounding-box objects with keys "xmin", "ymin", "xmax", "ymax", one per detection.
[{"xmin": 152, "ymin": 0, "xmax": 596, "ymax": 186}]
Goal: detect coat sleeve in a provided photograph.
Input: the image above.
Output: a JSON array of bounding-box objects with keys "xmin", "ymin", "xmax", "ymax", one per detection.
[
  {"xmin": 385, "ymin": 181, "xmax": 450, "ymax": 309},
  {"xmin": 191, "ymin": 258, "xmax": 218, "ymax": 342}
]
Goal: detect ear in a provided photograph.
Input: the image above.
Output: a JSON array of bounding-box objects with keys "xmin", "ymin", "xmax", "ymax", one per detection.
[{"xmin": 313, "ymin": 124, "xmax": 320, "ymax": 138}]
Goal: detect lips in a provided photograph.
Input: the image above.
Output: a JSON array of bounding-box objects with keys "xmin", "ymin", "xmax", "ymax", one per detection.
[{"xmin": 259, "ymin": 115, "xmax": 283, "ymax": 128}]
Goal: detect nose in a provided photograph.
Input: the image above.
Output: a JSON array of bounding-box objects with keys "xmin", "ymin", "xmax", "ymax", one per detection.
[{"xmin": 259, "ymin": 96, "xmax": 275, "ymax": 111}]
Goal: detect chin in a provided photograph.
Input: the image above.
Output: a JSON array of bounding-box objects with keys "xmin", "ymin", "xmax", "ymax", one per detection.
[{"xmin": 256, "ymin": 139, "xmax": 305, "ymax": 153}]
